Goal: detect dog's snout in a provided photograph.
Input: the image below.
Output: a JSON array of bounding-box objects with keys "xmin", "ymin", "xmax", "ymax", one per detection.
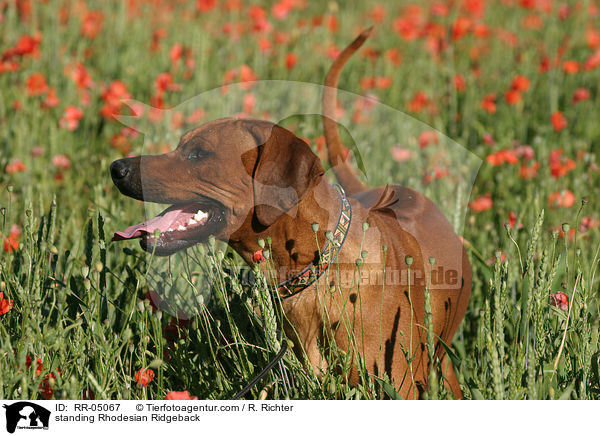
[
  {"xmin": 109, "ymin": 156, "xmax": 149, "ymax": 202},
  {"xmin": 110, "ymin": 159, "xmax": 130, "ymax": 181}
]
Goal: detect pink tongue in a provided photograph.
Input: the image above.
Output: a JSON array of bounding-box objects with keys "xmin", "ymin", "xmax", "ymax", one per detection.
[{"xmin": 112, "ymin": 205, "xmax": 197, "ymax": 241}]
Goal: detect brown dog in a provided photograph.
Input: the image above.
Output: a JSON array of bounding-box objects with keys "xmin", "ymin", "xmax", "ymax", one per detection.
[{"xmin": 110, "ymin": 29, "xmax": 471, "ymax": 399}]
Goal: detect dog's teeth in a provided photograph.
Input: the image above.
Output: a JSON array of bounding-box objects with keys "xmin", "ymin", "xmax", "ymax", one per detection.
[
  {"xmin": 188, "ymin": 218, "xmax": 197, "ymax": 226},
  {"xmin": 178, "ymin": 225, "xmax": 186, "ymax": 231},
  {"xmin": 167, "ymin": 228, "xmax": 174, "ymax": 232},
  {"xmin": 195, "ymin": 210, "xmax": 208, "ymax": 221}
]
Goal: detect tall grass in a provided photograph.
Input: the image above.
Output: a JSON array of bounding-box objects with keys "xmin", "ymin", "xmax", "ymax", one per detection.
[{"xmin": 1, "ymin": 0, "xmax": 599, "ymax": 399}]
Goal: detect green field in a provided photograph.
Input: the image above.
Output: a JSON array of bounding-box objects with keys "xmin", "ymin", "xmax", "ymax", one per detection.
[{"xmin": 1, "ymin": 0, "xmax": 600, "ymax": 399}]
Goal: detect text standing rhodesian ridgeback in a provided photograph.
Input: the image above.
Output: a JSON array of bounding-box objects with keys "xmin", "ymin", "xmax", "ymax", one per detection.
[{"xmin": 110, "ymin": 29, "xmax": 472, "ymax": 399}]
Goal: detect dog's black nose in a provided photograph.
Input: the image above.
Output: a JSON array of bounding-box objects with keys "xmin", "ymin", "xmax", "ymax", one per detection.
[{"xmin": 110, "ymin": 159, "xmax": 129, "ymax": 180}]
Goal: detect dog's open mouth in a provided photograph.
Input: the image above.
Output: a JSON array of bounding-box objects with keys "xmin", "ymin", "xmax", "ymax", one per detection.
[{"xmin": 112, "ymin": 199, "xmax": 226, "ymax": 255}]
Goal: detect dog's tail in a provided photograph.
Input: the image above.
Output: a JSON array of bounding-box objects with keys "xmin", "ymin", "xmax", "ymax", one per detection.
[{"xmin": 323, "ymin": 27, "xmax": 372, "ymax": 196}]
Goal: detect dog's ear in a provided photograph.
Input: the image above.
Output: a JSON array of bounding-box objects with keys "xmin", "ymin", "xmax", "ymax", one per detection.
[{"xmin": 251, "ymin": 124, "xmax": 324, "ymax": 227}]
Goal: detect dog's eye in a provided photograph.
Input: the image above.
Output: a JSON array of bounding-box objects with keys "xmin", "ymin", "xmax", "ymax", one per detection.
[{"xmin": 186, "ymin": 148, "xmax": 207, "ymax": 161}]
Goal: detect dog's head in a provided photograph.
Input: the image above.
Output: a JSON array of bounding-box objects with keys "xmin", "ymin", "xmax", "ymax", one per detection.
[{"xmin": 110, "ymin": 118, "xmax": 324, "ymax": 255}]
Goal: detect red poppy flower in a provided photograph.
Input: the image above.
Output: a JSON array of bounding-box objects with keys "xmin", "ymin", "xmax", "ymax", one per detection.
[
  {"xmin": 522, "ymin": 14, "xmax": 543, "ymax": 29},
  {"xmin": 550, "ymin": 291, "xmax": 570, "ymax": 312},
  {"xmin": 169, "ymin": 43, "xmax": 184, "ymax": 65},
  {"xmin": 548, "ymin": 189, "xmax": 575, "ymax": 208},
  {"xmin": 580, "ymin": 216, "xmax": 599, "ymax": 232},
  {"xmin": 155, "ymin": 73, "xmax": 181, "ymax": 95},
  {"xmin": 507, "ymin": 211, "xmax": 522, "ymax": 229},
  {"xmin": 65, "ymin": 63, "xmax": 93, "ymax": 90},
  {"xmin": 110, "ymin": 128, "xmax": 138, "ymax": 155},
  {"xmin": 0, "ymin": 292, "xmax": 13, "ymax": 316},
  {"xmin": 452, "ymin": 16, "xmax": 472, "ymax": 40},
  {"xmin": 360, "ymin": 77, "xmax": 375, "ymax": 91},
  {"xmin": 5, "ymin": 159, "xmax": 25, "ymax": 174},
  {"xmin": 551, "ymin": 111, "xmax": 567, "ymax": 132},
  {"xmin": 253, "ymin": 249, "xmax": 266, "ymax": 263},
  {"xmin": 519, "ymin": 161, "xmax": 540, "ymax": 179},
  {"xmin": 196, "ymin": 0, "xmax": 216, "ymax": 12},
  {"xmin": 39, "ymin": 370, "xmax": 60, "ymax": 399},
  {"xmin": 326, "ymin": 15, "xmax": 338, "ymax": 33},
  {"xmin": 249, "ymin": 6, "xmax": 271, "ymax": 33},
  {"xmin": 454, "ymin": 74, "xmax": 466, "ymax": 92},
  {"xmin": 26, "ymin": 72, "xmax": 48, "ymax": 96},
  {"xmin": 511, "ymin": 75, "xmax": 530, "ymax": 92},
  {"xmin": 462, "ymin": 0, "xmax": 485, "ymax": 16},
  {"xmin": 418, "ymin": 130, "xmax": 438, "ymax": 148},
  {"xmin": 549, "ymin": 149, "xmax": 575, "ymax": 178},
  {"xmin": 514, "ymin": 145, "xmax": 535, "ymax": 160},
  {"xmin": 385, "ymin": 48, "xmax": 402, "ymax": 66},
  {"xmin": 1, "ymin": 33, "xmax": 41, "ymax": 61},
  {"xmin": 134, "ymin": 368, "xmax": 155, "ymax": 387},
  {"xmin": 539, "ymin": 56, "xmax": 551, "ymax": 73},
  {"xmin": 391, "ymin": 146, "xmax": 411, "ymax": 162},
  {"xmin": 473, "ymin": 23, "xmax": 490, "ymax": 38},
  {"xmin": 423, "ymin": 166, "xmax": 449, "ymax": 184},
  {"xmin": 151, "ymin": 28, "xmax": 167, "ymax": 52},
  {"xmin": 469, "ymin": 193, "xmax": 493, "ymax": 212},
  {"xmin": 186, "ymin": 109, "xmax": 206, "ymax": 125},
  {"xmin": 408, "ymin": 91, "xmax": 429, "ymax": 112},
  {"xmin": 81, "ymin": 10, "xmax": 103, "ymax": 39},
  {"xmin": 504, "ymin": 89, "xmax": 522, "ymax": 105},
  {"xmin": 369, "ymin": 5, "xmax": 386, "ymax": 22},
  {"xmin": 100, "ymin": 81, "xmax": 131, "ymax": 119},
  {"xmin": 239, "ymin": 65, "xmax": 258, "ymax": 89},
  {"xmin": 584, "ymin": 48, "xmax": 600, "ymax": 70},
  {"xmin": 52, "ymin": 154, "xmax": 71, "ymax": 170},
  {"xmin": 572, "ymin": 88, "xmax": 590, "ymax": 105},
  {"xmin": 557, "ymin": 3, "xmax": 571, "ymax": 19},
  {"xmin": 375, "ymin": 77, "xmax": 392, "ymax": 89},
  {"xmin": 59, "ymin": 106, "xmax": 84, "ymax": 131},
  {"xmin": 243, "ymin": 93, "xmax": 255, "ymax": 114},
  {"xmin": 42, "ymin": 88, "xmax": 60, "ymax": 108},
  {"xmin": 272, "ymin": 0, "xmax": 294, "ymax": 20},
  {"xmin": 480, "ymin": 93, "xmax": 497, "ymax": 114},
  {"xmin": 165, "ymin": 390, "xmax": 198, "ymax": 400},
  {"xmin": 562, "ymin": 60, "xmax": 579, "ymax": 74},
  {"xmin": 393, "ymin": 16, "xmax": 422, "ymax": 41},
  {"xmin": 25, "ymin": 356, "xmax": 43, "ymax": 377},
  {"xmin": 497, "ymin": 29, "xmax": 518, "ymax": 47},
  {"xmin": 587, "ymin": 28, "xmax": 600, "ymax": 48},
  {"xmin": 326, "ymin": 45, "xmax": 340, "ymax": 60},
  {"xmin": 431, "ymin": 2, "xmax": 449, "ymax": 16},
  {"xmin": 285, "ymin": 53, "xmax": 297, "ymax": 70},
  {"xmin": 486, "ymin": 149, "xmax": 519, "ymax": 166}
]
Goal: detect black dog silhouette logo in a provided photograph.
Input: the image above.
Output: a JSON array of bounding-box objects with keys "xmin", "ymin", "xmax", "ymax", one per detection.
[{"xmin": 3, "ymin": 402, "xmax": 51, "ymax": 433}]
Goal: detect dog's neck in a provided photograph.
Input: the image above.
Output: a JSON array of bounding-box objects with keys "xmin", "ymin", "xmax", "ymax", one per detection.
[{"xmin": 230, "ymin": 180, "xmax": 342, "ymax": 284}]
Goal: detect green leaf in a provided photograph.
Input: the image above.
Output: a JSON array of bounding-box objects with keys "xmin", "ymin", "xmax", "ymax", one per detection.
[{"xmin": 373, "ymin": 377, "xmax": 404, "ymax": 400}]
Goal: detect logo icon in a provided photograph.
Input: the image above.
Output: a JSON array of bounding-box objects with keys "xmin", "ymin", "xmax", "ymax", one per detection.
[{"xmin": 2, "ymin": 402, "xmax": 51, "ymax": 434}]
